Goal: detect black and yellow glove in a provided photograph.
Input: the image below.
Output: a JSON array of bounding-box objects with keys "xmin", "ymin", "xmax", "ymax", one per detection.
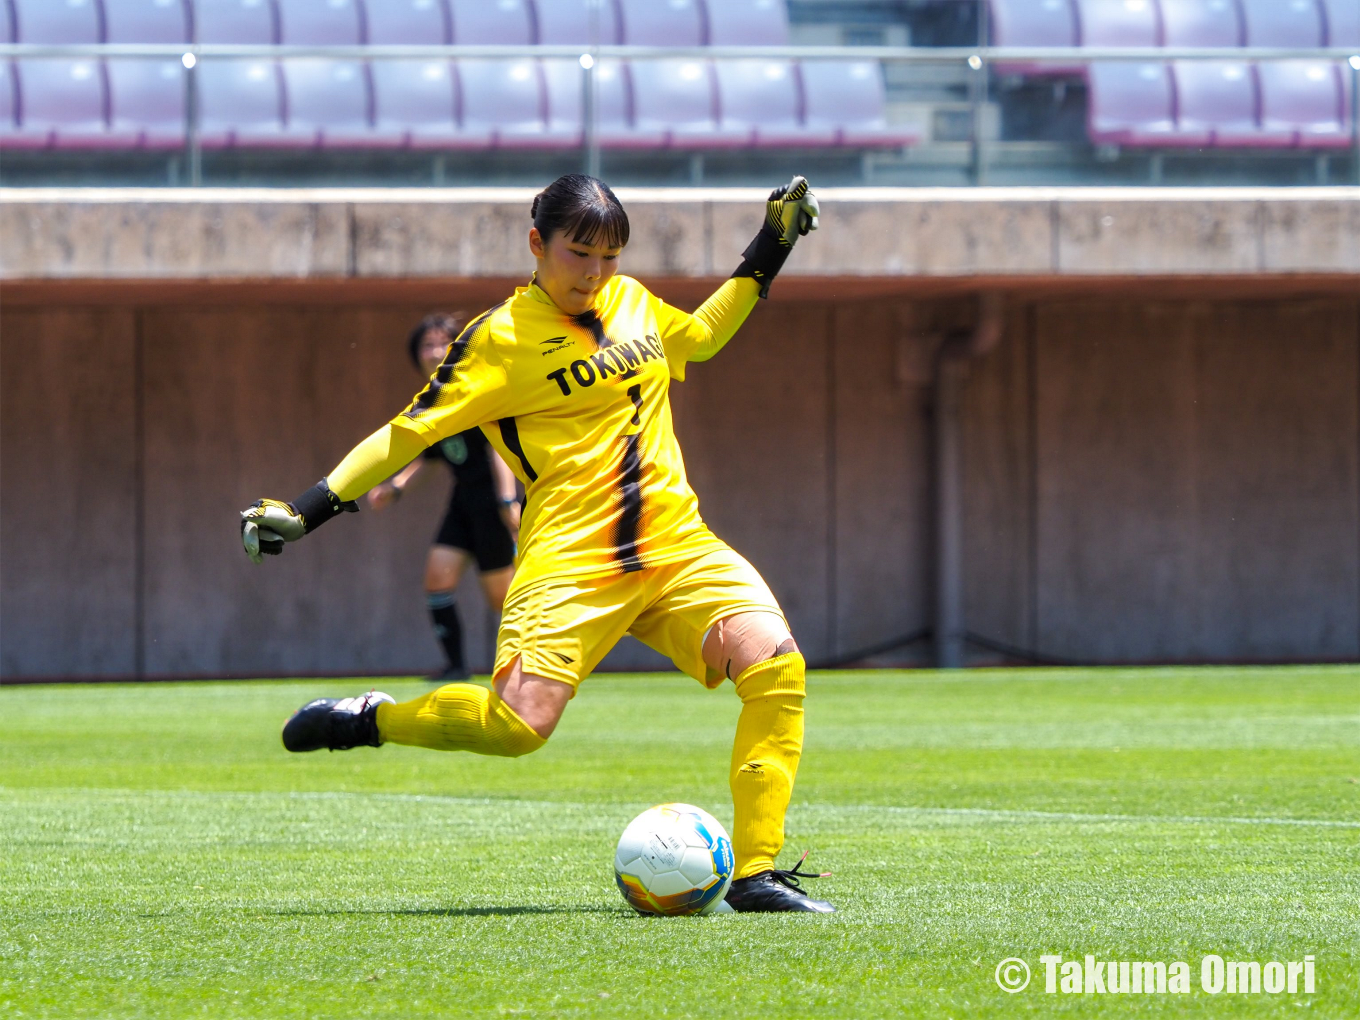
[
  {"xmin": 732, "ymin": 175, "xmax": 820, "ymax": 298},
  {"xmin": 239, "ymin": 479, "xmax": 357, "ymax": 564}
]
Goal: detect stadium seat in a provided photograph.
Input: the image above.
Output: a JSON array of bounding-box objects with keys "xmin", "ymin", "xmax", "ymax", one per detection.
[
  {"xmin": 801, "ymin": 60, "xmax": 915, "ymax": 147},
  {"xmin": 1320, "ymin": 0, "xmax": 1360, "ymax": 46},
  {"xmin": 1074, "ymin": 0, "xmax": 1159, "ymax": 46},
  {"xmin": 194, "ymin": 0, "xmax": 277, "ymax": 43},
  {"xmin": 536, "ymin": 0, "xmax": 622, "ymax": 46},
  {"xmin": 448, "ymin": 0, "xmax": 532, "ymax": 44},
  {"xmin": 10, "ymin": 59, "xmax": 110, "ymax": 148},
  {"xmin": 1, "ymin": 5, "xmax": 12, "ymax": 44},
  {"xmin": 276, "ymin": 0, "xmax": 362, "ymax": 44},
  {"xmin": 364, "ymin": 0, "xmax": 452, "ymax": 44},
  {"xmin": 706, "ymin": 0, "xmax": 790, "ymax": 46},
  {"xmin": 0, "ymin": 62, "xmax": 21, "ymax": 146},
  {"xmin": 617, "ymin": 0, "xmax": 704, "ymax": 46},
  {"xmin": 1158, "ymin": 0, "xmax": 1242, "ymax": 47},
  {"xmin": 543, "ymin": 57, "xmax": 643, "ymax": 147},
  {"xmin": 10, "ymin": 0, "xmax": 100, "ymax": 42},
  {"xmin": 1259, "ymin": 60, "xmax": 1349, "ymax": 147},
  {"xmin": 107, "ymin": 58, "xmax": 186, "ymax": 147},
  {"xmin": 987, "ymin": 0, "xmax": 1080, "ymax": 75},
  {"xmin": 1239, "ymin": 0, "xmax": 1324, "ymax": 47},
  {"xmin": 196, "ymin": 59, "xmax": 286, "ymax": 146},
  {"xmin": 280, "ymin": 59, "xmax": 377, "ymax": 147},
  {"xmin": 1086, "ymin": 61, "xmax": 1191, "ymax": 145},
  {"xmin": 104, "ymin": 0, "xmax": 191, "ymax": 43},
  {"xmin": 458, "ymin": 58, "xmax": 546, "ymax": 148},
  {"xmin": 371, "ymin": 59, "xmax": 457, "ymax": 146},
  {"xmin": 715, "ymin": 59, "xmax": 828, "ymax": 147},
  {"xmin": 1175, "ymin": 60, "xmax": 1292, "ymax": 146},
  {"xmin": 630, "ymin": 58, "xmax": 746, "ymax": 148},
  {"xmin": 988, "ymin": 0, "xmax": 1077, "ymax": 47}
]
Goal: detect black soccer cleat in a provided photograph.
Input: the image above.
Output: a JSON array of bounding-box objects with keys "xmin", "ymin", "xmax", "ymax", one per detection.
[
  {"xmin": 724, "ymin": 852, "xmax": 836, "ymax": 913},
  {"xmin": 281, "ymin": 691, "xmax": 394, "ymax": 752}
]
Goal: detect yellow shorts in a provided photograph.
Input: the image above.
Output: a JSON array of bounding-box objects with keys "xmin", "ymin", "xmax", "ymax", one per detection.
[{"xmin": 494, "ymin": 543, "xmax": 786, "ymax": 691}]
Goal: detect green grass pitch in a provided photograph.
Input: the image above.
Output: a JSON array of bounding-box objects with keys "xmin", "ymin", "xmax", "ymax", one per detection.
[{"xmin": 2, "ymin": 667, "xmax": 1357, "ymax": 1019}]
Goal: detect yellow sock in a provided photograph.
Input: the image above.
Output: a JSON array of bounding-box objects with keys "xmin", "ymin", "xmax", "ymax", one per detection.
[
  {"xmin": 729, "ymin": 652, "xmax": 805, "ymax": 879},
  {"xmin": 375, "ymin": 684, "xmax": 545, "ymax": 757}
]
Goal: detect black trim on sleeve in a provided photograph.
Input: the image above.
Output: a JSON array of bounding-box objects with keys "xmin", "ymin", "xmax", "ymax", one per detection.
[
  {"xmin": 731, "ymin": 229, "xmax": 792, "ymax": 299},
  {"xmin": 497, "ymin": 416, "xmax": 538, "ymax": 482},
  {"xmin": 289, "ymin": 480, "xmax": 359, "ymax": 533}
]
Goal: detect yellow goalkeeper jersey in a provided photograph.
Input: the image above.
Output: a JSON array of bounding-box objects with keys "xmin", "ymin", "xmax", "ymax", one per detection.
[{"xmin": 393, "ymin": 275, "xmax": 727, "ymax": 591}]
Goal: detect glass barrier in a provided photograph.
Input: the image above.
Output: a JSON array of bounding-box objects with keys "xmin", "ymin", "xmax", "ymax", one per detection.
[{"xmin": 1, "ymin": 43, "xmax": 1357, "ymax": 188}]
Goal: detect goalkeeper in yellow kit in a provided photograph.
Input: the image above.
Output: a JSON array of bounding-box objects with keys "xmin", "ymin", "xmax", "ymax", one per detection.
[{"xmin": 239, "ymin": 174, "xmax": 829, "ymax": 912}]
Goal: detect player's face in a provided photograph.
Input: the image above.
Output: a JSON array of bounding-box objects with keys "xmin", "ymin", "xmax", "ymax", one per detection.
[
  {"xmin": 418, "ymin": 331, "xmax": 451, "ymax": 376},
  {"xmin": 529, "ymin": 227, "xmax": 622, "ymax": 316}
]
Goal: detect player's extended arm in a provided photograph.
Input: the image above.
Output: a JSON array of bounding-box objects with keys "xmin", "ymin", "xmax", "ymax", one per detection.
[
  {"xmin": 687, "ymin": 176, "xmax": 819, "ymax": 364},
  {"xmin": 239, "ymin": 423, "xmax": 426, "ymax": 563}
]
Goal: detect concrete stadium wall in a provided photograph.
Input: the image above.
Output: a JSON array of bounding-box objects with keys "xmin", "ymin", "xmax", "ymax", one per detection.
[
  {"xmin": 2, "ymin": 188, "xmax": 1358, "ymax": 678},
  {"xmin": 4, "ymin": 289, "xmax": 1358, "ymax": 678}
]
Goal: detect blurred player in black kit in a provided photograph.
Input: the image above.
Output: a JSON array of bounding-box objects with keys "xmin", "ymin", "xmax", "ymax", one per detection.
[{"xmin": 367, "ymin": 313, "xmax": 521, "ymax": 680}]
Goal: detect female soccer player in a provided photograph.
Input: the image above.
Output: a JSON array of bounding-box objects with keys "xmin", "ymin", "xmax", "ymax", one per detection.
[
  {"xmin": 367, "ymin": 313, "xmax": 521, "ymax": 681},
  {"xmin": 240, "ymin": 174, "xmax": 829, "ymax": 912}
]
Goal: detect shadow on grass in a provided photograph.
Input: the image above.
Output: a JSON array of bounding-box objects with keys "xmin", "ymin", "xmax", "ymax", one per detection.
[{"xmin": 264, "ymin": 904, "xmax": 631, "ymax": 918}]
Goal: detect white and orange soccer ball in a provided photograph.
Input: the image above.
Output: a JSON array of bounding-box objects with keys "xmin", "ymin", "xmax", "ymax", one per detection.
[{"xmin": 614, "ymin": 803, "xmax": 735, "ymax": 916}]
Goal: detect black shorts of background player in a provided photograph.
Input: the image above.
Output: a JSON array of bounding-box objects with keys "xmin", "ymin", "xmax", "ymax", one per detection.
[{"xmin": 367, "ymin": 314, "xmax": 521, "ymax": 681}]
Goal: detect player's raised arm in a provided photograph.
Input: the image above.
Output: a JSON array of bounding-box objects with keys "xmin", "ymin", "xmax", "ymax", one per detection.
[{"xmin": 659, "ymin": 177, "xmax": 819, "ymax": 375}]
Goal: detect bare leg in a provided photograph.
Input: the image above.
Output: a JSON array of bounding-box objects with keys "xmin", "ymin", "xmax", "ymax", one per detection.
[
  {"xmin": 494, "ymin": 656, "xmax": 573, "ymax": 739},
  {"xmin": 479, "ymin": 565, "xmax": 515, "ymax": 613}
]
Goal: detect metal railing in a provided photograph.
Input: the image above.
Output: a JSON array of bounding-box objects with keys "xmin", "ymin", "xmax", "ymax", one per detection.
[{"xmin": 2, "ymin": 42, "xmax": 1357, "ymax": 187}]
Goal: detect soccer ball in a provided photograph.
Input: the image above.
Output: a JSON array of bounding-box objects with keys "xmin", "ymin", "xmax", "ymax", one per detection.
[{"xmin": 614, "ymin": 803, "xmax": 735, "ymax": 916}]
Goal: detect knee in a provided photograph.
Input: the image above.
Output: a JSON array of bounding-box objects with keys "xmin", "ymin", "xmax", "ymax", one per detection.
[{"xmin": 703, "ymin": 611, "xmax": 799, "ymax": 682}]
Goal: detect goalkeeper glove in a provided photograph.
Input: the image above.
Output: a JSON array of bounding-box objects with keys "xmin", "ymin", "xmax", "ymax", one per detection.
[
  {"xmin": 732, "ymin": 175, "xmax": 820, "ymax": 299},
  {"xmin": 240, "ymin": 479, "xmax": 357, "ymax": 564}
]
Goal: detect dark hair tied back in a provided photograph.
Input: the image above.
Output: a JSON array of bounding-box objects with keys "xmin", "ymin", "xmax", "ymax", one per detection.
[
  {"xmin": 531, "ymin": 174, "xmax": 629, "ymax": 250},
  {"xmin": 407, "ymin": 312, "xmax": 467, "ymax": 370}
]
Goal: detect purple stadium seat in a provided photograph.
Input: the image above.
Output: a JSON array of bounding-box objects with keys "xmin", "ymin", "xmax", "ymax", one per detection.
[
  {"xmin": 104, "ymin": 0, "xmax": 191, "ymax": 42},
  {"xmin": 195, "ymin": 0, "xmax": 277, "ymax": 43},
  {"xmin": 1158, "ymin": 0, "xmax": 1241, "ymax": 47},
  {"xmin": 801, "ymin": 60, "xmax": 916, "ymax": 147},
  {"xmin": 0, "ymin": 63, "xmax": 20, "ymax": 144},
  {"xmin": 988, "ymin": 0, "xmax": 1080, "ymax": 75},
  {"xmin": 2, "ymin": 4, "xmax": 12, "ymax": 44},
  {"xmin": 107, "ymin": 58, "xmax": 185, "ymax": 147},
  {"xmin": 630, "ymin": 59, "xmax": 747, "ymax": 147},
  {"xmin": 544, "ymin": 57, "xmax": 641, "ymax": 146},
  {"xmin": 371, "ymin": 59, "xmax": 457, "ymax": 146},
  {"xmin": 458, "ymin": 58, "xmax": 545, "ymax": 147},
  {"xmin": 1086, "ymin": 61, "xmax": 1190, "ymax": 145},
  {"xmin": 618, "ymin": 0, "xmax": 703, "ymax": 46},
  {"xmin": 276, "ymin": 0, "xmax": 362, "ymax": 44},
  {"xmin": 196, "ymin": 59, "xmax": 286, "ymax": 146},
  {"xmin": 536, "ymin": 0, "xmax": 621, "ymax": 46},
  {"xmin": 715, "ymin": 59, "xmax": 826, "ymax": 147},
  {"xmin": 11, "ymin": 0, "xmax": 100, "ymax": 43},
  {"xmin": 364, "ymin": 0, "xmax": 451, "ymax": 44},
  {"xmin": 1074, "ymin": 0, "xmax": 1159, "ymax": 46},
  {"xmin": 989, "ymin": 0, "xmax": 1076, "ymax": 46},
  {"xmin": 10, "ymin": 60, "xmax": 110, "ymax": 147},
  {"xmin": 1320, "ymin": 0, "xmax": 1360, "ymax": 46},
  {"xmin": 1259, "ymin": 60, "xmax": 1348, "ymax": 147},
  {"xmin": 707, "ymin": 0, "xmax": 790, "ymax": 46},
  {"xmin": 448, "ymin": 0, "xmax": 532, "ymax": 44},
  {"xmin": 1239, "ymin": 0, "xmax": 1324, "ymax": 47},
  {"xmin": 280, "ymin": 59, "xmax": 376, "ymax": 147},
  {"xmin": 1175, "ymin": 60, "xmax": 1292, "ymax": 146}
]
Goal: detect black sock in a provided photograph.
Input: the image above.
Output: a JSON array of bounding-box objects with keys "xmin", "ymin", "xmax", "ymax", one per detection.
[{"xmin": 426, "ymin": 590, "xmax": 464, "ymax": 670}]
